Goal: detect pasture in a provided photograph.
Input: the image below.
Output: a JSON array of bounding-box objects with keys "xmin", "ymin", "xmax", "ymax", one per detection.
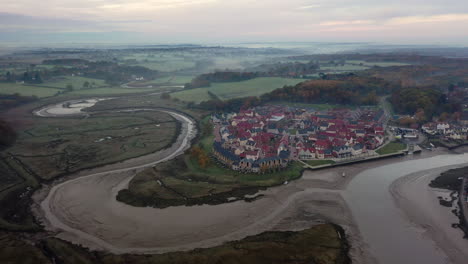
[
  {"xmin": 37, "ymin": 76, "xmax": 107, "ymax": 90},
  {"xmin": 0, "ymin": 83, "xmax": 60, "ymax": 97},
  {"xmin": 172, "ymin": 77, "xmax": 307, "ymax": 103}
]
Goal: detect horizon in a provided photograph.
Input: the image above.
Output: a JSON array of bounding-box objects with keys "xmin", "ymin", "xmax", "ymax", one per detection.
[{"xmin": 2, "ymin": 0, "xmax": 468, "ymax": 46}]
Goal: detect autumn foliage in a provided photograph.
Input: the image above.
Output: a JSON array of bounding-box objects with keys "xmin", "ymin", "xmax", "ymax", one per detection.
[{"xmin": 190, "ymin": 146, "xmax": 210, "ymax": 169}]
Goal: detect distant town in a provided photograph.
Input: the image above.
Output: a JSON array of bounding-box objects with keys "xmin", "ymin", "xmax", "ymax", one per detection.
[{"xmin": 211, "ymin": 105, "xmax": 386, "ymax": 173}]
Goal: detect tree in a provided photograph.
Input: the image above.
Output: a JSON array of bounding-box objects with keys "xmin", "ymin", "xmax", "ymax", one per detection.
[
  {"xmin": 34, "ymin": 72, "xmax": 43, "ymax": 83},
  {"xmin": 23, "ymin": 72, "xmax": 30, "ymax": 82},
  {"xmin": 83, "ymin": 81, "xmax": 90, "ymax": 89},
  {"xmin": 160, "ymin": 93, "xmax": 171, "ymax": 99},
  {"xmin": 65, "ymin": 84, "xmax": 74, "ymax": 91},
  {"xmin": 189, "ymin": 146, "xmax": 210, "ymax": 169}
]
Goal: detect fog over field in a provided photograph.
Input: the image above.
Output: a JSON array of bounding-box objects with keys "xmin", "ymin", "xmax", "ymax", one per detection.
[{"xmin": 1, "ymin": 1, "xmax": 468, "ymax": 264}]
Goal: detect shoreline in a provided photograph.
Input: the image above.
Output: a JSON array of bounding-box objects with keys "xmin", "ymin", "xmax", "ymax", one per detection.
[
  {"xmin": 33, "ymin": 140, "xmax": 459, "ymax": 264},
  {"xmin": 30, "ymin": 99, "xmax": 468, "ymax": 263},
  {"xmin": 390, "ymin": 165, "xmax": 468, "ymax": 264}
]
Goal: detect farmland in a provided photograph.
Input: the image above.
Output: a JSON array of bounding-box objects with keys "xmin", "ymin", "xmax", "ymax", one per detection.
[
  {"xmin": 36, "ymin": 76, "xmax": 107, "ymax": 89},
  {"xmin": 69, "ymin": 86, "xmax": 164, "ymax": 95},
  {"xmin": 172, "ymin": 77, "xmax": 307, "ymax": 103},
  {"xmin": 0, "ymin": 83, "xmax": 60, "ymax": 97}
]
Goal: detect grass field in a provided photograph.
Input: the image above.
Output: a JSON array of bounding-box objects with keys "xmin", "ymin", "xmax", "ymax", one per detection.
[
  {"xmin": 305, "ymin": 160, "xmax": 336, "ymax": 167},
  {"xmin": 376, "ymin": 141, "xmax": 407, "ymax": 155},
  {"xmin": 150, "ymin": 75, "xmax": 195, "ymax": 85},
  {"xmin": 37, "ymin": 76, "xmax": 107, "ymax": 90},
  {"xmin": 346, "ymin": 60, "xmax": 410, "ymax": 67},
  {"xmin": 172, "ymin": 77, "xmax": 307, "ymax": 103},
  {"xmin": 320, "ymin": 65, "xmax": 370, "ymax": 72},
  {"xmin": 0, "ymin": 83, "xmax": 60, "ymax": 97},
  {"xmin": 127, "ymin": 60, "xmax": 196, "ymax": 72},
  {"xmin": 69, "ymin": 87, "xmax": 162, "ymax": 95}
]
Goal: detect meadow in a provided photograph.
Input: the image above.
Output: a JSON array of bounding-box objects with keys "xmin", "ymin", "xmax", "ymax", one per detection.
[
  {"xmin": 0, "ymin": 83, "xmax": 60, "ymax": 97},
  {"xmin": 172, "ymin": 77, "xmax": 307, "ymax": 103},
  {"xmin": 36, "ymin": 76, "xmax": 107, "ymax": 89}
]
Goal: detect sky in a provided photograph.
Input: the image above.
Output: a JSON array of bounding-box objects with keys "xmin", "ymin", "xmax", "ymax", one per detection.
[{"xmin": 1, "ymin": 0, "xmax": 468, "ymax": 45}]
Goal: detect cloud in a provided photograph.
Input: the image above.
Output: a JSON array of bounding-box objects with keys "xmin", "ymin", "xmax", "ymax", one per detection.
[
  {"xmin": 319, "ymin": 20, "xmax": 375, "ymax": 26},
  {"xmin": 297, "ymin": 4, "xmax": 321, "ymax": 10},
  {"xmin": 387, "ymin": 13, "xmax": 468, "ymax": 25},
  {"xmin": 1, "ymin": 0, "xmax": 468, "ymax": 44}
]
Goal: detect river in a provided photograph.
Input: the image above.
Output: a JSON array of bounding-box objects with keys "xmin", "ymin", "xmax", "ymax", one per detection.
[
  {"xmin": 345, "ymin": 154, "xmax": 468, "ymax": 264},
  {"xmin": 32, "ymin": 99, "xmax": 468, "ymax": 262}
]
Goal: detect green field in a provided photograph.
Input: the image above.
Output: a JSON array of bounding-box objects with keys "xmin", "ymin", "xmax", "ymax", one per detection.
[
  {"xmin": 0, "ymin": 83, "xmax": 60, "ymax": 97},
  {"xmin": 172, "ymin": 77, "xmax": 307, "ymax": 103},
  {"xmin": 376, "ymin": 142, "xmax": 407, "ymax": 155},
  {"xmin": 37, "ymin": 76, "xmax": 107, "ymax": 90},
  {"xmin": 150, "ymin": 75, "xmax": 195, "ymax": 85},
  {"xmin": 305, "ymin": 160, "xmax": 336, "ymax": 167},
  {"xmin": 69, "ymin": 87, "xmax": 162, "ymax": 95},
  {"xmin": 319, "ymin": 64, "xmax": 370, "ymax": 72},
  {"xmin": 346, "ymin": 60, "xmax": 410, "ymax": 67}
]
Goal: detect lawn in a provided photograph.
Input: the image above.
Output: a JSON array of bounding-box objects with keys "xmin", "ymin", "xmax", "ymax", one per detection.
[
  {"xmin": 0, "ymin": 83, "xmax": 60, "ymax": 97},
  {"xmin": 172, "ymin": 77, "xmax": 307, "ymax": 103},
  {"xmin": 305, "ymin": 160, "xmax": 336, "ymax": 167},
  {"xmin": 376, "ymin": 142, "xmax": 407, "ymax": 155}
]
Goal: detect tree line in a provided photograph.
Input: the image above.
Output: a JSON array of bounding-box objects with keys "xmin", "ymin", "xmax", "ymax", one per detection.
[
  {"xmin": 184, "ymin": 71, "xmax": 259, "ymax": 89},
  {"xmin": 196, "ymin": 75, "xmax": 396, "ymax": 112}
]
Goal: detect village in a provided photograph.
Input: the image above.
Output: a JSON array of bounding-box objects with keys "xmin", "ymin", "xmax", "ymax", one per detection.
[
  {"xmin": 421, "ymin": 119, "xmax": 468, "ymax": 141},
  {"xmin": 211, "ymin": 105, "xmax": 387, "ymax": 173}
]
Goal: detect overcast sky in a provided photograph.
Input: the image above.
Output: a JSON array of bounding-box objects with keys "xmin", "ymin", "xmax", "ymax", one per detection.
[{"xmin": 1, "ymin": 0, "xmax": 468, "ymax": 45}]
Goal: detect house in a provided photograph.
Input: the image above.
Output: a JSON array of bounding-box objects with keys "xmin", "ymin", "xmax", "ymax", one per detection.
[
  {"xmin": 316, "ymin": 149, "xmax": 325, "ymax": 159},
  {"xmin": 315, "ymin": 140, "xmax": 330, "ymax": 150},
  {"xmin": 245, "ymin": 150, "xmax": 259, "ymax": 160},
  {"xmin": 333, "ymin": 146, "xmax": 352, "ymax": 158},
  {"xmin": 299, "ymin": 148, "xmax": 315, "ymax": 160},
  {"xmin": 351, "ymin": 144, "xmax": 364, "ymax": 155}
]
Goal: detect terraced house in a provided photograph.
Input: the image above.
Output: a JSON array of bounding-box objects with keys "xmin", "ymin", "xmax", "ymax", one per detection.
[{"xmin": 212, "ymin": 105, "xmax": 386, "ymax": 173}]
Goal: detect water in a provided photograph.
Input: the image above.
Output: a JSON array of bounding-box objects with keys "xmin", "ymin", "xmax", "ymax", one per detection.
[{"xmin": 345, "ymin": 154, "xmax": 468, "ymax": 264}]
